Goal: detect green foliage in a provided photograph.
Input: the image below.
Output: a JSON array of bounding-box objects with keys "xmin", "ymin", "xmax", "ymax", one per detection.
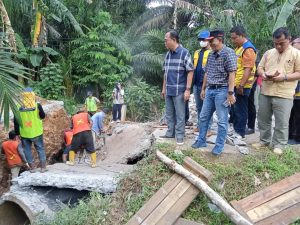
[
  {"xmin": 0, "ymin": 49, "xmax": 29, "ymax": 129},
  {"xmin": 61, "ymin": 97, "xmax": 77, "ymax": 115},
  {"xmin": 17, "ymin": 46, "xmax": 59, "ymax": 68},
  {"xmin": 34, "ymin": 63, "xmax": 65, "ymax": 100},
  {"xmin": 35, "ymin": 192, "xmax": 109, "ymax": 225},
  {"xmin": 125, "ymin": 79, "xmax": 163, "ymax": 122},
  {"xmin": 70, "ymin": 11, "xmax": 133, "ymax": 98}
]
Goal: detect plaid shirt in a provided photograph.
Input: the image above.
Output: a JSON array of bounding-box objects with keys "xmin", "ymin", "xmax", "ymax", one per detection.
[
  {"xmin": 206, "ymin": 45, "xmax": 237, "ymax": 86},
  {"xmin": 163, "ymin": 45, "xmax": 194, "ymax": 96}
]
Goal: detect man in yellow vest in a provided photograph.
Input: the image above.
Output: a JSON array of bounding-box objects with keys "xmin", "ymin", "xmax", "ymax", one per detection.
[
  {"xmin": 67, "ymin": 108, "xmax": 97, "ymax": 168},
  {"xmin": 14, "ymin": 88, "xmax": 47, "ymax": 173},
  {"xmin": 230, "ymin": 26, "xmax": 257, "ymax": 139},
  {"xmin": 85, "ymin": 91, "xmax": 100, "ymax": 117},
  {"xmin": 193, "ymin": 30, "xmax": 213, "ymax": 135}
]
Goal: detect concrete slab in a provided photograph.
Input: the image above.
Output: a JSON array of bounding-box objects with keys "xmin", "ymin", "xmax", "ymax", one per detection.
[{"xmin": 14, "ymin": 163, "xmax": 134, "ymax": 193}]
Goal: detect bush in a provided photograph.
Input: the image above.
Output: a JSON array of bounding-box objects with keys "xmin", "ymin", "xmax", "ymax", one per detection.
[
  {"xmin": 34, "ymin": 63, "xmax": 65, "ymax": 100},
  {"xmin": 125, "ymin": 79, "xmax": 163, "ymax": 122}
]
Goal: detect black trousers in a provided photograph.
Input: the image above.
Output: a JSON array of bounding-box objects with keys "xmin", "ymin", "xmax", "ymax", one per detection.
[
  {"xmin": 247, "ymin": 82, "xmax": 257, "ymax": 129},
  {"xmin": 289, "ymin": 99, "xmax": 300, "ymax": 141},
  {"xmin": 113, "ymin": 104, "xmax": 122, "ymax": 121}
]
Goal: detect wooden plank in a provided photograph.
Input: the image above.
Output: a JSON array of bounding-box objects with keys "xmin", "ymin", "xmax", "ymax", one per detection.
[
  {"xmin": 234, "ymin": 173, "xmax": 300, "ymax": 211},
  {"xmin": 230, "ymin": 200, "xmax": 253, "ymax": 222},
  {"xmin": 255, "ymin": 202, "xmax": 300, "ymax": 225},
  {"xmin": 174, "ymin": 218, "xmax": 205, "ymax": 225},
  {"xmin": 247, "ymin": 186, "xmax": 300, "ymax": 223},
  {"xmin": 156, "ymin": 182, "xmax": 199, "ymax": 225},
  {"xmin": 183, "ymin": 157, "xmax": 213, "ymax": 183},
  {"xmin": 126, "ymin": 174, "xmax": 183, "ymax": 225},
  {"xmin": 141, "ymin": 178, "xmax": 192, "ymax": 225}
]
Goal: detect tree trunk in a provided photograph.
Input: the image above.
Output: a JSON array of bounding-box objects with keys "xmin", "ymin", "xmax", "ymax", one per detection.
[
  {"xmin": 0, "ymin": 0, "xmax": 17, "ymax": 52},
  {"xmin": 156, "ymin": 150, "xmax": 253, "ymax": 225},
  {"xmin": 173, "ymin": 0, "xmax": 178, "ymax": 30}
]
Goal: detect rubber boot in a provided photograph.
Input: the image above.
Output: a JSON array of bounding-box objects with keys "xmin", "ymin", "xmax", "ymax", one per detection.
[
  {"xmin": 28, "ymin": 163, "xmax": 38, "ymax": 173},
  {"xmin": 40, "ymin": 161, "xmax": 48, "ymax": 173},
  {"xmin": 66, "ymin": 151, "xmax": 75, "ymax": 166},
  {"xmin": 90, "ymin": 152, "xmax": 97, "ymax": 168}
]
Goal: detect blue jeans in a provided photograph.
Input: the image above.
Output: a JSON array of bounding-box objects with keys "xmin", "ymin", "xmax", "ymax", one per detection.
[
  {"xmin": 196, "ymin": 87, "xmax": 229, "ymax": 154},
  {"xmin": 233, "ymin": 88, "xmax": 251, "ymax": 137},
  {"xmin": 21, "ymin": 135, "xmax": 46, "ymax": 164},
  {"xmin": 193, "ymin": 85, "xmax": 213, "ymax": 129},
  {"xmin": 165, "ymin": 93, "xmax": 185, "ymax": 139}
]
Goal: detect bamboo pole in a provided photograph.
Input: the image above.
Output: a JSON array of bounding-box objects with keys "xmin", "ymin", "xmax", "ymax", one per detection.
[{"xmin": 156, "ymin": 150, "xmax": 253, "ymax": 225}]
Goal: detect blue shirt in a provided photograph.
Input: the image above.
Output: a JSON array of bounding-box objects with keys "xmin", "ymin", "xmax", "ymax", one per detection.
[
  {"xmin": 163, "ymin": 46, "xmax": 194, "ymax": 96},
  {"xmin": 205, "ymin": 45, "xmax": 237, "ymax": 86},
  {"xmin": 194, "ymin": 50, "xmax": 205, "ymax": 86},
  {"xmin": 91, "ymin": 112, "xmax": 105, "ymax": 134}
]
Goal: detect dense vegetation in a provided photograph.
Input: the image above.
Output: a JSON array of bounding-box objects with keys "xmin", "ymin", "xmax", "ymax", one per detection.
[{"xmin": 0, "ymin": 0, "xmax": 300, "ymax": 126}]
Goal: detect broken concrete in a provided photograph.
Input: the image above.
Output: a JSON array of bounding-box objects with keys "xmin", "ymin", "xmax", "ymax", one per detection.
[
  {"xmin": 14, "ymin": 163, "xmax": 134, "ymax": 193},
  {"xmin": 8, "ymin": 123, "xmax": 153, "ymax": 193}
]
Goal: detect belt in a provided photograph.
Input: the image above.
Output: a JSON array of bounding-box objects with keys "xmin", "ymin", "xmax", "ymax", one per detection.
[{"xmin": 208, "ymin": 85, "xmax": 228, "ymax": 89}]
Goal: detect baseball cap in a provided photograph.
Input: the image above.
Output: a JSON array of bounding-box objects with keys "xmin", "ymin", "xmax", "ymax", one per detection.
[
  {"xmin": 197, "ymin": 30, "xmax": 210, "ymax": 40},
  {"xmin": 207, "ymin": 30, "xmax": 225, "ymax": 40}
]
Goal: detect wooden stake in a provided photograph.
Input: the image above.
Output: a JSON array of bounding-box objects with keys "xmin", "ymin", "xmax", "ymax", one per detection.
[{"xmin": 156, "ymin": 150, "xmax": 253, "ymax": 225}]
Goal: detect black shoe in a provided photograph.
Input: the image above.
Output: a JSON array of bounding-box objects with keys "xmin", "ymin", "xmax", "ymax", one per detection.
[
  {"xmin": 159, "ymin": 135, "xmax": 175, "ymax": 138},
  {"xmin": 245, "ymin": 128, "xmax": 255, "ymax": 135}
]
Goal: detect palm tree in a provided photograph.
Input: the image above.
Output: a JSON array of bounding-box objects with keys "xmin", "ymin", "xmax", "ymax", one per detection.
[{"xmin": 0, "ymin": 50, "xmax": 29, "ymax": 128}]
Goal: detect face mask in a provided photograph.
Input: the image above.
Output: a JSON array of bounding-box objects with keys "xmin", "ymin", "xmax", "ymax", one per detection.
[{"xmin": 200, "ymin": 41, "xmax": 208, "ymax": 48}]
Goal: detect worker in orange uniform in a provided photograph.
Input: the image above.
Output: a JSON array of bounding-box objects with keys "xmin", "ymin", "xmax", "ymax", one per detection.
[
  {"xmin": 62, "ymin": 129, "xmax": 73, "ymax": 163},
  {"xmin": 1, "ymin": 131, "xmax": 29, "ymax": 179},
  {"xmin": 66, "ymin": 109, "xmax": 96, "ymax": 168}
]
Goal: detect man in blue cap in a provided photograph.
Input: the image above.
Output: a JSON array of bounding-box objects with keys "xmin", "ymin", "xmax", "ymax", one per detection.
[{"xmin": 193, "ymin": 30, "xmax": 213, "ymax": 135}]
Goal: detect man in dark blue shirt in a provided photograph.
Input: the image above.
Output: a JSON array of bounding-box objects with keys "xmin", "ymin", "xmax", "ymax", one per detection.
[
  {"xmin": 161, "ymin": 30, "xmax": 194, "ymax": 145},
  {"xmin": 193, "ymin": 30, "xmax": 213, "ymax": 134}
]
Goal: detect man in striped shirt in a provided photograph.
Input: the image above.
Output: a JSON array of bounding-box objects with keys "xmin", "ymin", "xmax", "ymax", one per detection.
[{"xmin": 161, "ymin": 30, "xmax": 194, "ymax": 145}]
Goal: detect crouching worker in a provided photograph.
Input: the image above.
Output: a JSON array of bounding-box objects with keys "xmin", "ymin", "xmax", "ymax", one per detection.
[
  {"xmin": 1, "ymin": 131, "xmax": 29, "ymax": 179},
  {"xmin": 62, "ymin": 129, "xmax": 73, "ymax": 163},
  {"xmin": 91, "ymin": 108, "xmax": 109, "ymax": 149},
  {"xmin": 67, "ymin": 109, "xmax": 97, "ymax": 168}
]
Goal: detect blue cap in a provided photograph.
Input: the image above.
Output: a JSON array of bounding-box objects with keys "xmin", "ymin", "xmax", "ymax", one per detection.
[
  {"xmin": 24, "ymin": 87, "xmax": 33, "ymax": 92},
  {"xmin": 198, "ymin": 30, "xmax": 210, "ymax": 40}
]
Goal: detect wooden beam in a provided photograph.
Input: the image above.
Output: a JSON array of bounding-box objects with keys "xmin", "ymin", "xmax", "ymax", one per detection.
[
  {"xmin": 156, "ymin": 150, "xmax": 253, "ymax": 225},
  {"xmin": 256, "ymin": 202, "xmax": 300, "ymax": 225},
  {"xmin": 246, "ymin": 186, "xmax": 300, "ymax": 222},
  {"xmin": 174, "ymin": 218, "xmax": 205, "ymax": 225},
  {"xmin": 234, "ymin": 173, "xmax": 300, "ymax": 212},
  {"xmin": 126, "ymin": 174, "xmax": 182, "ymax": 225},
  {"xmin": 183, "ymin": 157, "xmax": 213, "ymax": 183}
]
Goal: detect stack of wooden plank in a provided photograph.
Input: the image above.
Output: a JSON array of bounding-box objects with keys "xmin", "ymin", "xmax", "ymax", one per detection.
[
  {"xmin": 231, "ymin": 173, "xmax": 300, "ymax": 225},
  {"xmin": 126, "ymin": 157, "xmax": 212, "ymax": 225}
]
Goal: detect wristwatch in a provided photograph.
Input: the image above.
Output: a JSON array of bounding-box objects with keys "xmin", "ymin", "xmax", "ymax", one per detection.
[
  {"xmin": 228, "ymin": 91, "xmax": 234, "ymax": 95},
  {"xmin": 186, "ymin": 87, "xmax": 191, "ymax": 91}
]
